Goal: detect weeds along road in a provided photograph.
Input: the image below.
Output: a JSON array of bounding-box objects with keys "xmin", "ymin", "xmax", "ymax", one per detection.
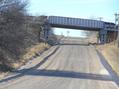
[{"xmin": 0, "ymin": 37, "xmax": 119, "ymax": 89}]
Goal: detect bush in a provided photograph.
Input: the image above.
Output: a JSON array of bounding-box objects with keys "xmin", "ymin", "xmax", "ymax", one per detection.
[{"xmin": 0, "ymin": 0, "xmax": 28, "ymax": 71}]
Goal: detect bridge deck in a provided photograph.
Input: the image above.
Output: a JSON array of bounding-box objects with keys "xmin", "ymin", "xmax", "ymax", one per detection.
[{"xmin": 48, "ymin": 16, "xmax": 116, "ymax": 31}]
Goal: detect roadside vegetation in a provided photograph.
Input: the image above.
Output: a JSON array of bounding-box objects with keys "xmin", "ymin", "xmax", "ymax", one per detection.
[
  {"xmin": 0, "ymin": 0, "xmax": 57, "ymax": 72},
  {"xmin": 97, "ymin": 42, "xmax": 119, "ymax": 76}
]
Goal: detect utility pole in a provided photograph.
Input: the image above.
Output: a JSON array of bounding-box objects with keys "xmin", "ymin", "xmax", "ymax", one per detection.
[
  {"xmin": 67, "ymin": 31, "xmax": 70, "ymax": 37},
  {"xmin": 115, "ymin": 13, "xmax": 119, "ymax": 47},
  {"xmin": 99, "ymin": 17, "xmax": 103, "ymax": 21},
  {"xmin": 67, "ymin": 31, "xmax": 70, "ymax": 40}
]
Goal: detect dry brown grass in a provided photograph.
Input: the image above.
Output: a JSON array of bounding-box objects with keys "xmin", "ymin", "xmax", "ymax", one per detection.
[
  {"xmin": 12, "ymin": 43, "xmax": 50, "ymax": 69},
  {"xmin": 97, "ymin": 43, "xmax": 119, "ymax": 75},
  {"xmin": 0, "ymin": 72, "xmax": 9, "ymax": 79},
  {"xmin": 0, "ymin": 42, "xmax": 50, "ymax": 79}
]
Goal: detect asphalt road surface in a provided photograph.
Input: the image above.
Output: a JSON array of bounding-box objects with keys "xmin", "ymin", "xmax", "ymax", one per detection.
[{"xmin": 0, "ymin": 37, "xmax": 118, "ymax": 89}]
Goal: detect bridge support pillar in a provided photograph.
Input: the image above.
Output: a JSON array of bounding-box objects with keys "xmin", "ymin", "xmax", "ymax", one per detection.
[
  {"xmin": 43, "ymin": 25, "xmax": 50, "ymax": 41},
  {"xmin": 99, "ymin": 30, "xmax": 107, "ymax": 44},
  {"xmin": 44, "ymin": 29, "xmax": 49, "ymax": 40}
]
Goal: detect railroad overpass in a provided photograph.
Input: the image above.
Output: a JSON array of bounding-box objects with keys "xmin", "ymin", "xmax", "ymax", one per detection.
[{"xmin": 44, "ymin": 16, "xmax": 118, "ymax": 43}]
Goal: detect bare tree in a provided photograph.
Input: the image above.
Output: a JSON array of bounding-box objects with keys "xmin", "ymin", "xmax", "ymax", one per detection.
[{"xmin": 0, "ymin": 0, "xmax": 28, "ymax": 71}]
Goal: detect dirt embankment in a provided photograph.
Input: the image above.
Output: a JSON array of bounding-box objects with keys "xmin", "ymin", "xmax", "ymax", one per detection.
[
  {"xmin": 14, "ymin": 43, "xmax": 50, "ymax": 68},
  {"xmin": 97, "ymin": 43, "xmax": 119, "ymax": 76},
  {"xmin": 0, "ymin": 43, "xmax": 50, "ymax": 79}
]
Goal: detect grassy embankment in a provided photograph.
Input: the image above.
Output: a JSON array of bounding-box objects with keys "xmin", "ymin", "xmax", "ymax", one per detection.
[
  {"xmin": 0, "ymin": 43, "xmax": 50, "ymax": 79},
  {"xmin": 97, "ymin": 42, "xmax": 119, "ymax": 76},
  {"xmin": 14, "ymin": 43, "xmax": 50, "ymax": 68}
]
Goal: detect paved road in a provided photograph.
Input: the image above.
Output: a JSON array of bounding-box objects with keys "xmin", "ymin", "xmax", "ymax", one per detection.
[{"xmin": 0, "ymin": 38, "xmax": 118, "ymax": 89}]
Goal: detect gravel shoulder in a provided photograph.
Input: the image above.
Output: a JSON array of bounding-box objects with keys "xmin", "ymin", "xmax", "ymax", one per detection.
[{"xmin": 96, "ymin": 44, "xmax": 119, "ymax": 76}]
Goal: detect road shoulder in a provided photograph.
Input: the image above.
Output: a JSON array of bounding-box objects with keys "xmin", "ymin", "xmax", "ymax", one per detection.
[
  {"xmin": 0, "ymin": 45, "xmax": 60, "ymax": 83},
  {"xmin": 96, "ymin": 45, "xmax": 119, "ymax": 76},
  {"xmin": 96, "ymin": 44, "xmax": 119, "ymax": 86}
]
